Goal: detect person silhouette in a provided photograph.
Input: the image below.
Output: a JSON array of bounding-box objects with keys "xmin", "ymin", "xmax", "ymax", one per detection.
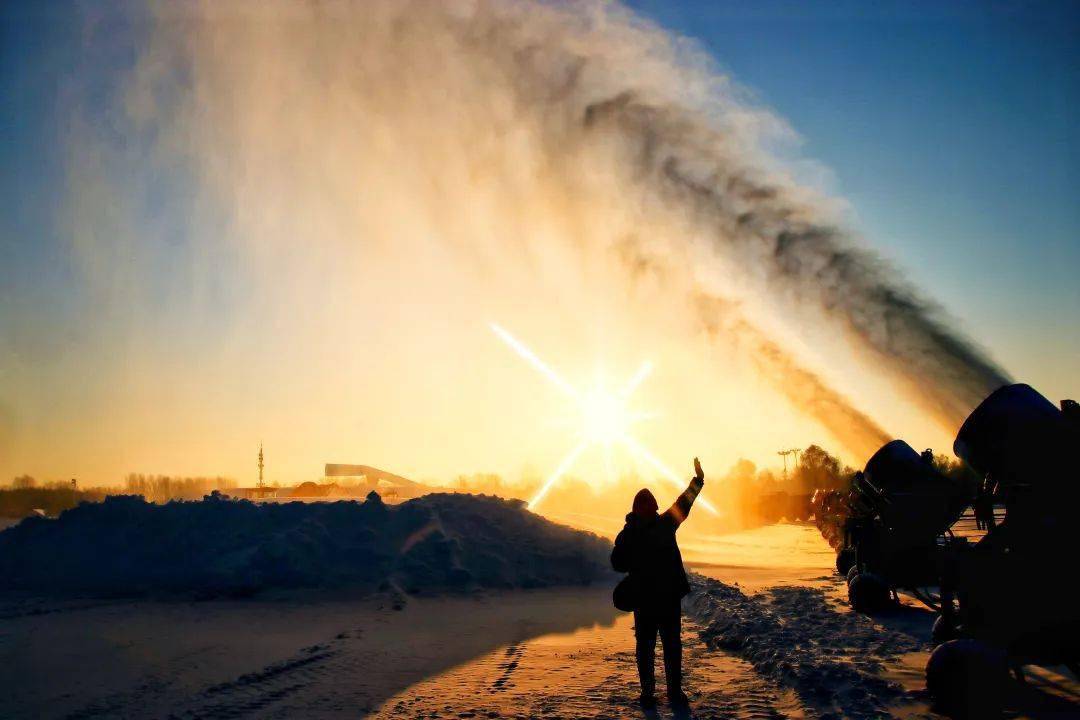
[{"xmin": 611, "ymin": 458, "xmax": 705, "ymax": 710}]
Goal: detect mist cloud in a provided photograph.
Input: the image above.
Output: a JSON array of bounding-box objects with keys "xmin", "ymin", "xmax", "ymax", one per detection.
[
  {"xmin": 43, "ymin": 0, "xmax": 1010, "ymax": 482},
  {"xmin": 695, "ymin": 297, "xmax": 891, "ymax": 459}
]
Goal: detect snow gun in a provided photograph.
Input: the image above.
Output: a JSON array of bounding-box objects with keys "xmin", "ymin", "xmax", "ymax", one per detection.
[
  {"xmin": 925, "ymin": 383, "xmax": 1080, "ymax": 717},
  {"xmin": 838, "ymin": 440, "xmax": 970, "ymax": 614}
]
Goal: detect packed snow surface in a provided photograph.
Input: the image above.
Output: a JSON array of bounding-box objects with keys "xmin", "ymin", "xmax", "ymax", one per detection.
[
  {"xmin": 0, "ymin": 492, "xmax": 612, "ymax": 597},
  {"xmin": 687, "ymin": 575, "xmax": 927, "ymax": 719}
]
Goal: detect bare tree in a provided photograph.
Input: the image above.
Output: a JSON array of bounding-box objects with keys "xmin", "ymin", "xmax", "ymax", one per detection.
[{"xmin": 12, "ymin": 475, "xmax": 36, "ymax": 489}]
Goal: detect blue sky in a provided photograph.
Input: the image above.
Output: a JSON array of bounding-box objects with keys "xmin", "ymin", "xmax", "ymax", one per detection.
[
  {"xmin": 1, "ymin": 3, "xmax": 157, "ymax": 356},
  {"xmin": 2, "ymin": 5, "xmax": 85, "ymax": 339},
  {"xmin": 626, "ymin": 0, "xmax": 1079, "ymax": 398}
]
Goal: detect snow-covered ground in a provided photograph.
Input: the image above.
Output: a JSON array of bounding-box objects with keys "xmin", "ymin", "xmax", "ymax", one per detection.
[
  {"xmin": 0, "ymin": 493, "xmax": 612, "ymax": 596},
  {"xmin": 1, "ymin": 522, "xmax": 1076, "ymax": 719}
]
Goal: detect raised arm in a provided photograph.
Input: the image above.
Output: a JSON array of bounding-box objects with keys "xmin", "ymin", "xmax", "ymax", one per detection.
[{"xmin": 664, "ymin": 457, "xmax": 705, "ymax": 526}]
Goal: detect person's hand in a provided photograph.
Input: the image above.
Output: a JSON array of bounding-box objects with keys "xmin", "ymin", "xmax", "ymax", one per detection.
[{"xmin": 693, "ymin": 457, "xmax": 704, "ymax": 483}]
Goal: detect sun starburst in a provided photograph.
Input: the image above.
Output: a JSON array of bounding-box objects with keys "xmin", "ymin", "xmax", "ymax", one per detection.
[{"xmin": 491, "ymin": 323, "xmax": 717, "ymax": 515}]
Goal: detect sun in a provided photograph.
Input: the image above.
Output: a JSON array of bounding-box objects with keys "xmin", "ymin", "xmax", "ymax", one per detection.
[
  {"xmin": 580, "ymin": 385, "xmax": 631, "ymax": 445},
  {"xmin": 490, "ymin": 323, "xmax": 718, "ymax": 515}
]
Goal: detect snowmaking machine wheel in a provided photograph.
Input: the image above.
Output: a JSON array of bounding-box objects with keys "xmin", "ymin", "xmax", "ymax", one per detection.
[
  {"xmin": 846, "ymin": 564, "xmax": 859, "ymax": 585},
  {"xmin": 932, "ymin": 615, "xmax": 959, "ymax": 645},
  {"xmin": 925, "ymin": 639, "xmax": 1006, "ymax": 718},
  {"xmin": 836, "ymin": 547, "xmax": 856, "ymax": 576},
  {"xmin": 848, "ymin": 572, "xmax": 889, "ymax": 613}
]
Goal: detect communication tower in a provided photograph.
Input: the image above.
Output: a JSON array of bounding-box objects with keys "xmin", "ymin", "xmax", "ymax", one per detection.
[{"xmin": 258, "ymin": 443, "xmax": 265, "ymax": 489}]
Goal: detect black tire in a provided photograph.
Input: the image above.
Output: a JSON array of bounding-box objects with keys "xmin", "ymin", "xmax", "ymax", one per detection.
[
  {"xmin": 836, "ymin": 547, "xmax": 856, "ymax": 576},
  {"xmin": 846, "ymin": 564, "xmax": 859, "ymax": 585},
  {"xmin": 848, "ymin": 572, "xmax": 889, "ymax": 614},
  {"xmin": 932, "ymin": 615, "xmax": 958, "ymax": 645},
  {"xmin": 925, "ymin": 639, "xmax": 1006, "ymax": 718}
]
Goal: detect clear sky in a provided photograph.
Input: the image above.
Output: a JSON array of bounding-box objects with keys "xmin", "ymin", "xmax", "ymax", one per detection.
[{"xmin": 0, "ymin": 1, "xmax": 1077, "ymax": 490}]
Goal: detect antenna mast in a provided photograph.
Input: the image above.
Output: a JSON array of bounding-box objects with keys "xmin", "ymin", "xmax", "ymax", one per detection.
[{"xmin": 258, "ymin": 442, "xmax": 265, "ymax": 489}]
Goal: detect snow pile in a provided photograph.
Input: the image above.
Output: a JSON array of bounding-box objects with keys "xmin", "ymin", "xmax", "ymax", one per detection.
[
  {"xmin": 686, "ymin": 575, "xmax": 926, "ymax": 719},
  {"xmin": 0, "ymin": 492, "xmax": 612, "ymax": 597}
]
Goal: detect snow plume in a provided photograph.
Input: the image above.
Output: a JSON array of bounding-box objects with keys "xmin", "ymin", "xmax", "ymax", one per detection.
[
  {"xmin": 466, "ymin": 0, "xmax": 1006, "ymax": 428},
  {"xmin": 695, "ymin": 297, "xmax": 891, "ymax": 460},
  {"xmin": 569, "ymin": 29, "xmax": 1011, "ymax": 430},
  {"xmin": 53, "ymin": 0, "xmax": 1009, "ymax": 481},
  {"xmin": 172, "ymin": 0, "xmax": 1002, "ymax": 427},
  {"xmin": 615, "ymin": 240, "xmax": 891, "ymax": 459}
]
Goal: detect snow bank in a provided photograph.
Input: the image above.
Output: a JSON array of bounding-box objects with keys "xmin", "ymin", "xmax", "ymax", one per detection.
[
  {"xmin": 686, "ymin": 575, "xmax": 926, "ymax": 719},
  {"xmin": 0, "ymin": 492, "xmax": 612, "ymax": 597}
]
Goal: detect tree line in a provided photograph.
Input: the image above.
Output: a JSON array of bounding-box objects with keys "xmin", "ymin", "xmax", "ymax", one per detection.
[{"xmin": 1, "ymin": 474, "xmax": 238, "ymax": 519}]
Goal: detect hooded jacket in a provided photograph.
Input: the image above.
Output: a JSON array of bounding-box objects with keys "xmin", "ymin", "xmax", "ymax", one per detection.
[{"xmin": 610, "ymin": 476, "xmax": 704, "ymax": 604}]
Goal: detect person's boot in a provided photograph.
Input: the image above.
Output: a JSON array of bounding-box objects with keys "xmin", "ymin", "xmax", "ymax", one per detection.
[
  {"xmin": 636, "ymin": 644, "xmax": 656, "ymax": 709},
  {"xmin": 668, "ymin": 688, "xmax": 690, "ymax": 708}
]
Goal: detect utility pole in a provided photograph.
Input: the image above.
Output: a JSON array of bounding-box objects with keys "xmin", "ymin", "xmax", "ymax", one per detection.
[{"xmin": 777, "ymin": 448, "xmax": 802, "ymax": 479}]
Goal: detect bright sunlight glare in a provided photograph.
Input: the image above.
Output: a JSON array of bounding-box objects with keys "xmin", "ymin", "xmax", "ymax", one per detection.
[
  {"xmin": 581, "ymin": 386, "xmax": 630, "ymax": 445},
  {"xmin": 490, "ymin": 323, "xmax": 718, "ymax": 516}
]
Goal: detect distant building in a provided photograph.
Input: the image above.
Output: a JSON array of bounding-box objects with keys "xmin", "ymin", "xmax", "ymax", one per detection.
[
  {"xmin": 228, "ymin": 486, "xmax": 281, "ymax": 500},
  {"xmin": 225, "ymin": 464, "xmax": 430, "ymax": 504},
  {"xmin": 323, "ymin": 464, "xmax": 429, "ymax": 502}
]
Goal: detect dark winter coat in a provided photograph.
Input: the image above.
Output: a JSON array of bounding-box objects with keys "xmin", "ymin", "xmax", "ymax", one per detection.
[{"xmin": 610, "ymin": 477, "xmax": 703, "ymax": 606}]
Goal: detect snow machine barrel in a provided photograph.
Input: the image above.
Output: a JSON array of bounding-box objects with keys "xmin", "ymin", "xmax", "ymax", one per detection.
[
  {"xmin": 953, "ymin": 383, "xmax": 1078, "ymax": 537},
  {"xmin": 927, "ymin": 383, "xmax": 1080, "ymax": 717},
  {"xmin": 862, "ymin": 440, "xmax": 968, "ymax": 539},
  {"xmin": 842, "ymin": 440, "xmax": 969, "ymax": 613},
  {"xmin": 954, "ymin": 383, "xmax": 1070, "ymax": 480}
]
